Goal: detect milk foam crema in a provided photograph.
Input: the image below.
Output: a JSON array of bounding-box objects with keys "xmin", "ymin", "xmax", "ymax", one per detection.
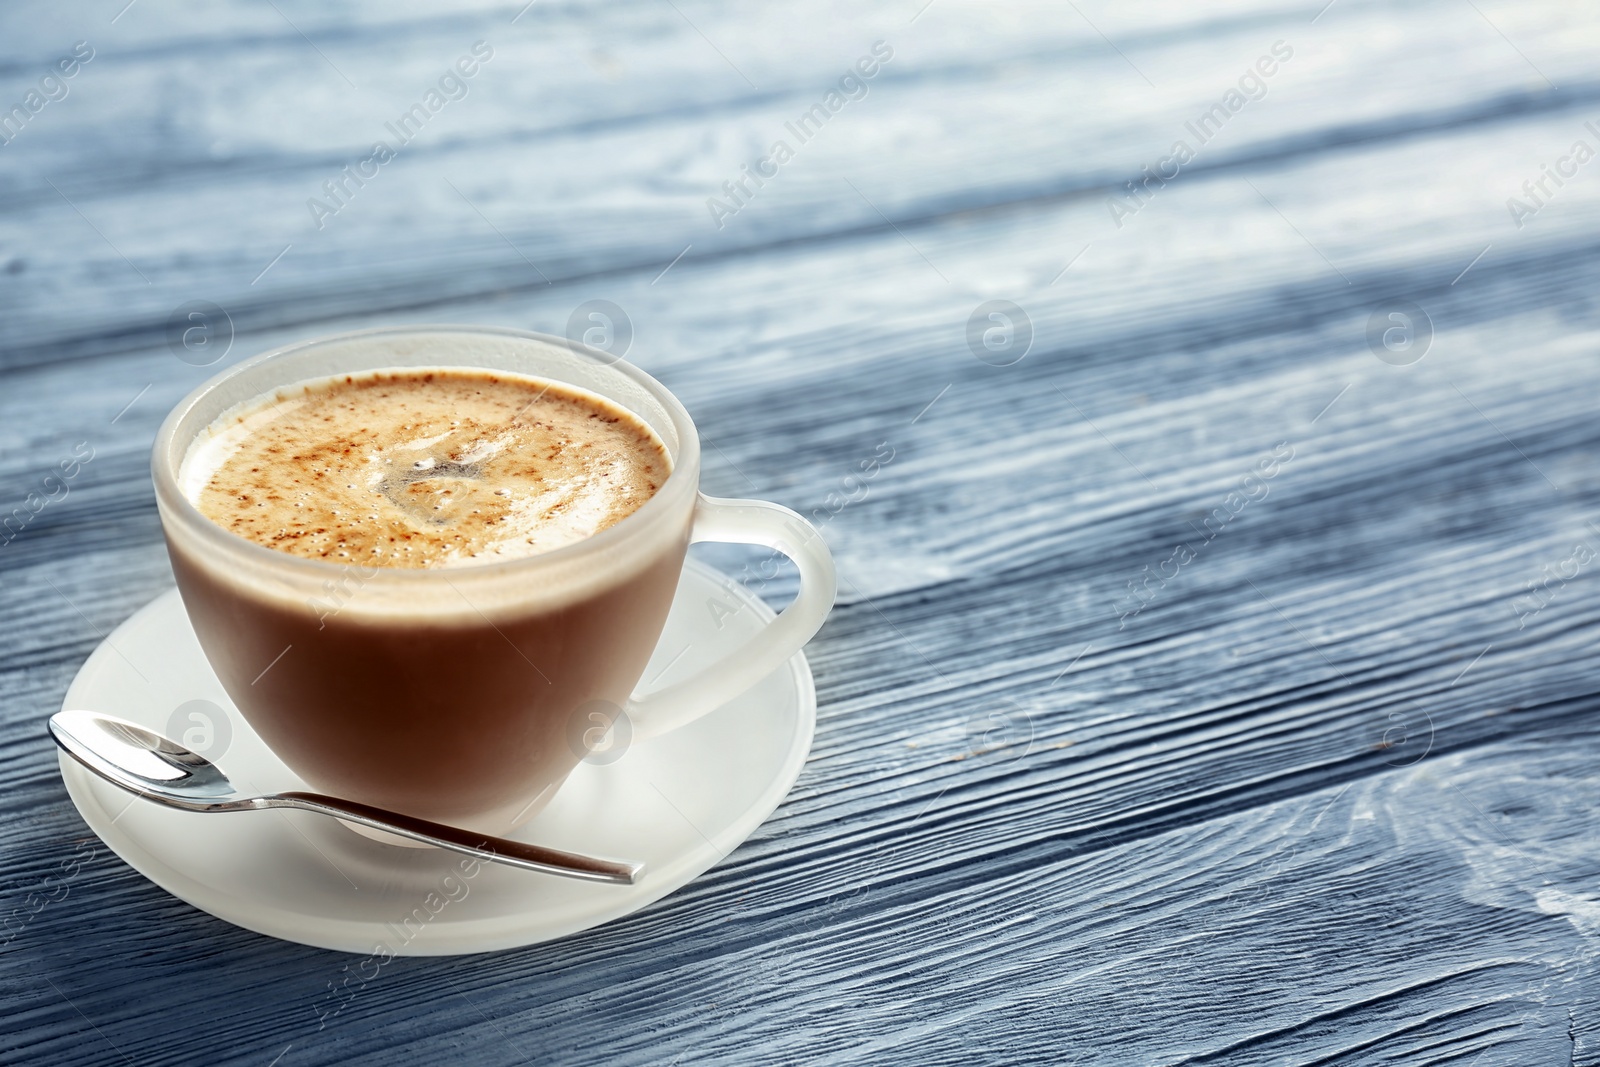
[{"xmin": 180, "ymin": 369, "xmax": 671, "ymax": 568}]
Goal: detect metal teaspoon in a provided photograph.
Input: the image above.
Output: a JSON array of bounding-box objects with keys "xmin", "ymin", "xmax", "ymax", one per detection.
[{"xmin": 48, "ymin": 710, "xmax": 643, "ymax": 886}]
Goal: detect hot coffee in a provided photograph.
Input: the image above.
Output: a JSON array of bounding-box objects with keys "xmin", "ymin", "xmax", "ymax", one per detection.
[
  {"xmin": 170, "ymin": 369, "xmax": 687, "ymax": 831},
  {"xmin": 155, "ymin": 327, "xmax": 835, "ymax": 840},
  {"xmin": 186, "ymin": 369, "xmax": 670, "ymax": 567}
]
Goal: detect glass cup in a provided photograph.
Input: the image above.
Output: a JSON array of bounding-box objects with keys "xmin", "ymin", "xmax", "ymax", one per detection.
[{"xmin": 151, "ymin": 325, "xmax": 835, "ymax": 835}]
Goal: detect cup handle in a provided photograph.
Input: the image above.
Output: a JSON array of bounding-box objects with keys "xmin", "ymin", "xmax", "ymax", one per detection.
[{"xmin": 625, "ymin": 492, "xmax": 836, "ymax": 740}]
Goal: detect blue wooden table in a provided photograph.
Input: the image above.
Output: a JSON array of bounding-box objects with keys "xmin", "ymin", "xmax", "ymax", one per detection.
[{"xmin": 4, "ymin": 2, "xmax": 1600, "ymax": 1063}]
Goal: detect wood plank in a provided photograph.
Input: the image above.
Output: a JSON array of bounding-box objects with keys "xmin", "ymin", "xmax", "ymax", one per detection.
[
  {"xmin": 1, "ymin": 0, "xmax": 1595, "ymax": 366},
  {"xmin": 5, "ymin": 722, "xmax": 1597, "ymax": 1065}
]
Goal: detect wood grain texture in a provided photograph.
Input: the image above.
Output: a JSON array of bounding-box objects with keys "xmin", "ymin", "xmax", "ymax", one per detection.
[{"xmin": 3, "ymin": 0, "xmax": 1600, "ymax": 1064}]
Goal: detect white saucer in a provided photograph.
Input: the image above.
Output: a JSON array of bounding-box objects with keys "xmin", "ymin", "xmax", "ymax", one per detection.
[{"xmin": 58, "ymin": 559, "xmax": 815, "ymax": 955}]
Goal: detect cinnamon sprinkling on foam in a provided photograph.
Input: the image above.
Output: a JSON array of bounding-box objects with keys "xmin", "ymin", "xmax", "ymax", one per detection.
[{"xmin": 194, "ymin": 370, "xmax": 670, "ymax": 568}]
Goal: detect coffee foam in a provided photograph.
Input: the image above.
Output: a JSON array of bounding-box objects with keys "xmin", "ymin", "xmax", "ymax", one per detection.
[{"xmin": 181, "ymin": 368, "xmax": 671, "ymax": 569}]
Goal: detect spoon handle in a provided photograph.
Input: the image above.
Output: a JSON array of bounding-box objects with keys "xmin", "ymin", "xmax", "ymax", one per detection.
[{"xmin": 272, "ymin": 791, "xmax": 643, "ymax": 885}]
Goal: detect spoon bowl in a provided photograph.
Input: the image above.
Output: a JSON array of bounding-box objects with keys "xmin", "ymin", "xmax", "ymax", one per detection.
[{"xmin": 52, "ymin": 711, "xmax": 245, "ymax": 806}]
